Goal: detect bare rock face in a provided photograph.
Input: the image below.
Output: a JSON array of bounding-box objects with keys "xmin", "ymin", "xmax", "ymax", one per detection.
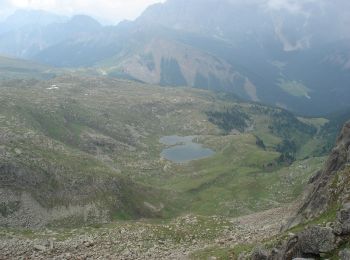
[
  {"xmin": 250, "ymin": 122, "xmax": 350, "ymax": 260},
  {"xmin": 286, "ymin": 121, "xmax": 350, "ymax": 229},
  {"xmin": 334, "ymin": 203, "xmax": 350, "ymax": 235}
]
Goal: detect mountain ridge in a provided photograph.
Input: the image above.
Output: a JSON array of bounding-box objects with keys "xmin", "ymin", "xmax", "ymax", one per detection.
[{"xmin": 0, "ymin": 2, "xmax": 350, "ymax": 115}]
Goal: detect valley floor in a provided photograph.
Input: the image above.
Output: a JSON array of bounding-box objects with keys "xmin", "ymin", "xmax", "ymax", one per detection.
[{"xmin": 0, "ymin": 203, "xmax": 297, "ymax": 260}]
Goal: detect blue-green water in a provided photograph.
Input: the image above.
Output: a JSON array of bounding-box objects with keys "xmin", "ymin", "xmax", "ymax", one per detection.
[{"xmin": 160, "ymin": 136, "xmax": 214, "ymax": 163}]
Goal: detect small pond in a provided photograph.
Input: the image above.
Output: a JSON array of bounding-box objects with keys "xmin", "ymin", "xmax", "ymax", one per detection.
[{"xmin": 160, "ymin": 135, "xmax": 215, "ymax": 163}]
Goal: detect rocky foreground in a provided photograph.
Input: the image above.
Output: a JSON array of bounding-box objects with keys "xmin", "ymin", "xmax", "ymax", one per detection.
[
  {"xmin": 249, "ymin": 122, "xmax": 350, "ymax": 260},
  {"xmin": 0, "ymin": 205, "xmax": 296, "ymax": 260}
]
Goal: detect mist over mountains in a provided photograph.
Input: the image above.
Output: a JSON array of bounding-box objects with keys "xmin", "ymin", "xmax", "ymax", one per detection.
[{"xmin": 0, "ymin": 0, "xmax": 349, "ymax": 115}]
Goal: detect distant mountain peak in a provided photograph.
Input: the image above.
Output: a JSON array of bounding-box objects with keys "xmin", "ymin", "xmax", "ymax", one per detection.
[
  {"xmin": 66, "ymin": 15, "xmax": 102, "ymax": 32},
  {"xmin": 69, "ymin": 15, "xmax": 101, "ymax": 26},
  {"xmin": 4, "ymin": 9, "xmax": 68, "ymax": 29}
]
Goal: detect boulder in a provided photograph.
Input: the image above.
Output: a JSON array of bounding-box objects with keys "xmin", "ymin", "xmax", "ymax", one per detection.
[
  {"xmin": 334, "ymin": 203, "xmax": 350, "ymax": 235},
  {"xmin": 33, "ymin": 244, "xmax": 46, "ymax": 251},
  {"xmin": 269, "ymin": 248, "xmax": 281, "ymax": 260},
  {"xmin": 298, "ymin": 226, "xmax": 335, "ymax": 255},
  {"xmin": 292, "ymin": 258, "xmax": 315, "ymax": 260},
  {"xmin": 251, "ymin": 246, "xmax": 269, "ymax": 260},
  {"xmin": 283, "ymin": 236, "xmax": 302, "ymax": 259},
  {"xmin": 339, "ymin": 249, "xmax": 350, "ymax": 260}
]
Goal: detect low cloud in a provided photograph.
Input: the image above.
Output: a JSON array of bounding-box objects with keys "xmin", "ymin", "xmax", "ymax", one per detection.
[
  {"xmin": 2, "ymin": 0, "xmax": 349, "ymax": 25},
  {"xmin": 4, "ymin": 0, "xmax": 165, "ymax": 23},
  {"xmin": 226, "ymin": 0, "xmax": 323, "ymax": 16},
  {"xmin": 266, "ymin": 0, "xmax": 327, "ymax": 16},
  {"xmin": 0, "ymin": 0, "xmax": 12, "ymax": 20}
]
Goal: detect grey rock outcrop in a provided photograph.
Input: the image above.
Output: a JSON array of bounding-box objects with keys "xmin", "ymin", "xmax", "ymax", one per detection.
[
  {"xmin": 298, "ymin": 226, "xmax": 335, "ymax": 255},
  {"xmin": 286, "ymin": 121, "xmax": 350, "ymax": 229},
  {"xmin": 251, "ymin": 246, "xmax": 269, "ymax": 260},
  {"xmin": 334, "ymin": 203, "xmax": 350, "ymax": 235},
  {"xmin": 275, "ymin": 226, "xmax": 336, "ymax": 259},
  {"xmin": 292, "ymin": 258, "xmax": 315, "ymax": 260},
  {"xmin": 339, "ymin": 249, "xmax": 350, "ymax": 260},
  {"xmin": 249, "ymin": 121, "xmax": 350, "ymax": 260}
]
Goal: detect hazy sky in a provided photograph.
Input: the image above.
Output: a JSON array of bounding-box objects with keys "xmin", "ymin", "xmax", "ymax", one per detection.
[
  {"xmin": 0, "ymin": 0, "xmax": 345, "ymax": 24},
  {"xmin": 0, "ymin": 0, "xmax": 165, "ymax": 24}
]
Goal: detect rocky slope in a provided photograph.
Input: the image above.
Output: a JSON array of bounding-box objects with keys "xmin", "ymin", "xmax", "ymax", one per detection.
[
  {"xmin": 0, "ymin": 76, "xmax": 182, "ymax": 228},
  {"xmin": 287, "ymin": 121, "xmax": 350, "ymax": 227},
  {"xmin": 247, "ymin": 121, "xmax": 350, "ymax": 260},
  {"xmin": 101, "ymin": 37, "xmax": 247, "ymax": 94},
  {"xmin": 0, "ymin": 205, "xmax": 297, "ymax": 259}
]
